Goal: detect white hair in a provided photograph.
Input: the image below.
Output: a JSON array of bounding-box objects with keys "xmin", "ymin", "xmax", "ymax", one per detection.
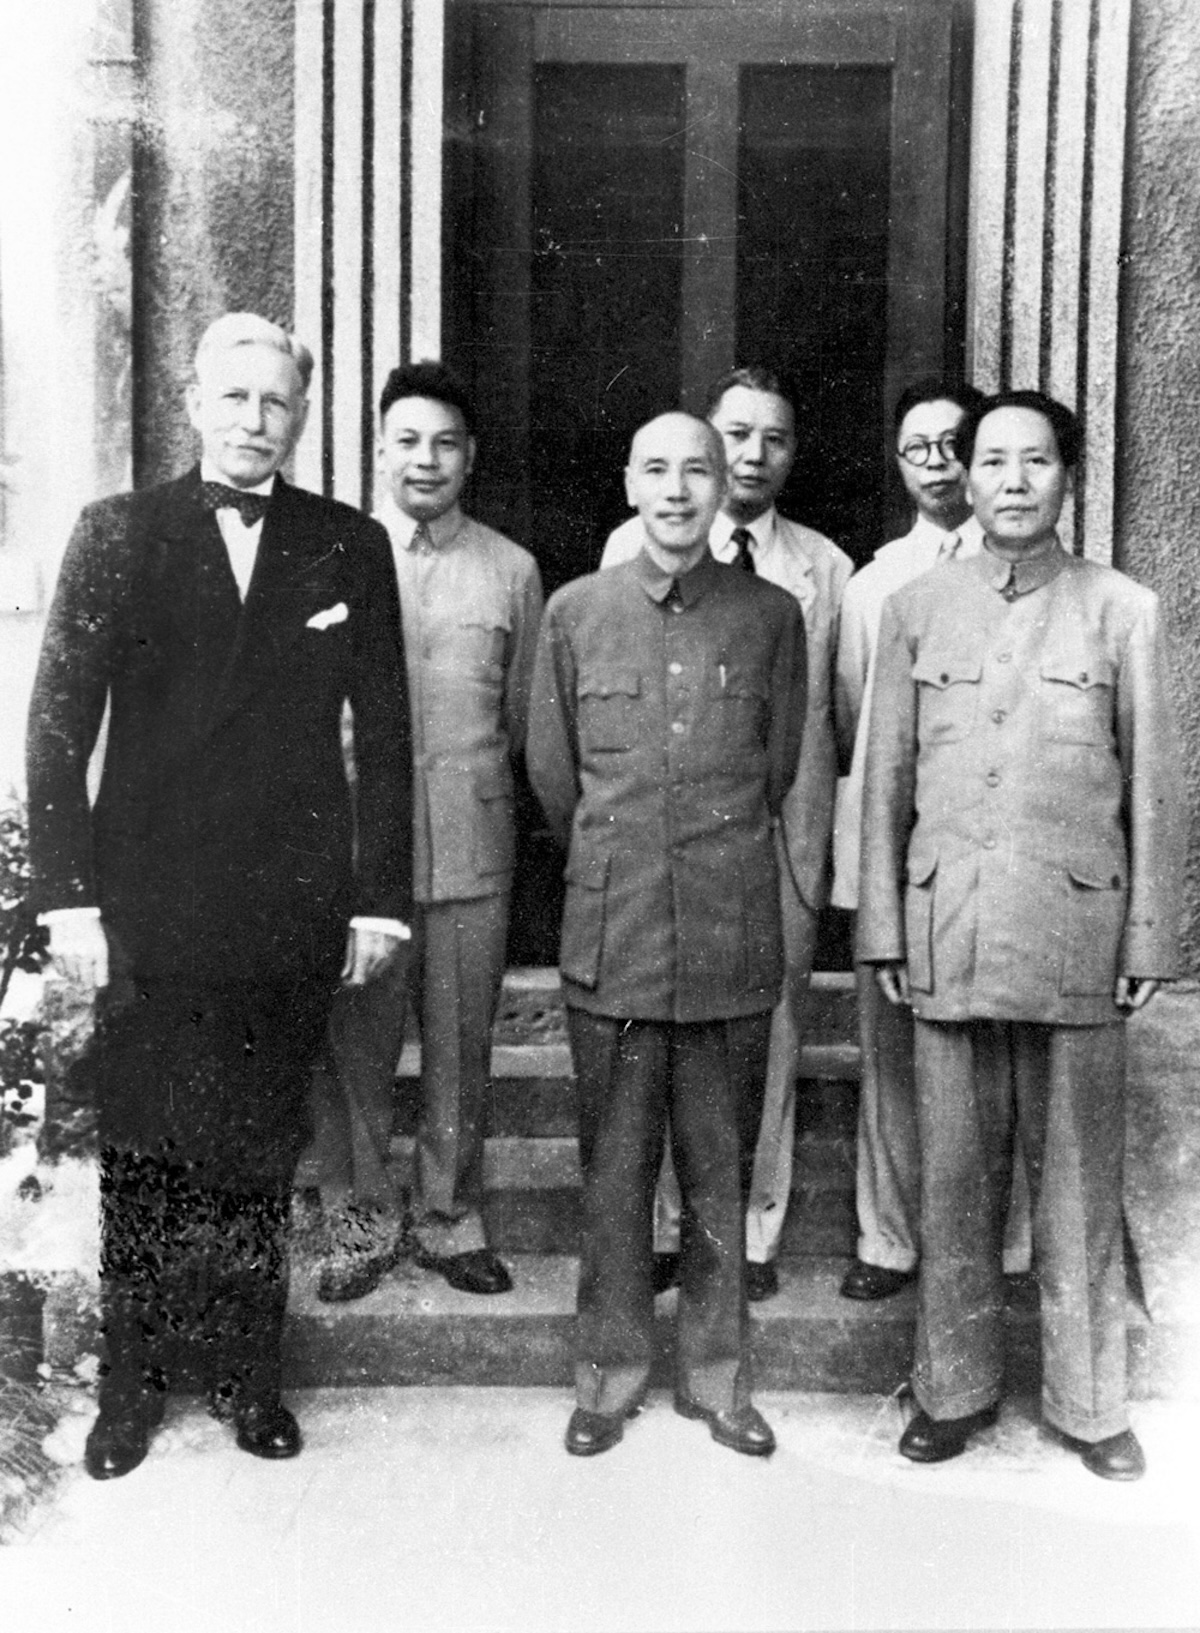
[{"xmin": 193, "ymin": 312, "xmax": 314, "ymax": 391}]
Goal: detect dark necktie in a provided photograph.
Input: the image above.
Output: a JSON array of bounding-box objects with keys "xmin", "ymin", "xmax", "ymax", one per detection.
[
  {"xmin": 200, "ymin": 480, "xmax": 271, "ymax": 527},
  {"xmin": 731, "ymin": 527, "xmax": 756, "ymax": 573}
]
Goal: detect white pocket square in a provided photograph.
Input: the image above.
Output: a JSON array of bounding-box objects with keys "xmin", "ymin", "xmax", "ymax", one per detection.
[{"xmin": 306, "ymin": 602, "xmax": 348, "ymax": 631}]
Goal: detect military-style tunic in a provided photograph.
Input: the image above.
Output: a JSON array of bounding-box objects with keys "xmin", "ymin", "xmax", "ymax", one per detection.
[{"xmin": 527, "ymin": 548, "xmax": 807, "ymax": 1023}]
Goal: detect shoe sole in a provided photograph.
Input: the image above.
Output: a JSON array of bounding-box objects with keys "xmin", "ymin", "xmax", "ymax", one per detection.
[
  {"xmin": 900, "ymin": 1405, "xmax": 999, "ymax": 1463},
  {"xmin": 674, "ymin": 1396, "xmax": 775, "ymax": 1456}
]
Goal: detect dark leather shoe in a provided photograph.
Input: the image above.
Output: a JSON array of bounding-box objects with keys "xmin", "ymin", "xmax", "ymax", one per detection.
[
  {"xmin": 840, "ymin": 1260, "xmax": 916, "ymax": 1301},
  {"xmin": 85, "ymin": 1405, "xmax": 154, "ymax": 1480},
  {"xmin": 412, "ymin": 1245, "xmax": 513, "ymax": 1295},
  {"xmin": 1057, "ymin": 1427, "xmax": 1146, "ymax": 1482},
  {"xmin": 674, "ymin": 1396, "xmax": 776, "ymax": 1457},
  {"xmin": 652, "ymin": 1253, "xmax": 681, "ymax": 1295},
  {"xmin": 899, "ymin": 1403, "xmax": 999, "ymax": 1463},
  {"xmin": 234, "ymin": 1400, "xmax": 302, "ymax": 1460},
  {"xmin": 317, "ymin": 1243, "xmax": 398, "ymax": 1303},
  {"xmin": 565, "ymin": 1406, "xmax": 631, "ymax": 1457},
  {"xmin": 746, "ymin": 1261, "xmax": 779, "ymax": 1302}
]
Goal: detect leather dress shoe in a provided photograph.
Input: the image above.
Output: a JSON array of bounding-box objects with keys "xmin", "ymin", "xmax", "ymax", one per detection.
[
  {"xmin": 746, "ymin": 1261, "xmax": 779, "ymax": 1302},
  {"xmin": 674, "ymin": 1395, "xmax": 776, "ymax": 1457},
  {"xmin": 85, "ymin": 1400, "xmax": 158, "ymax": 1481},
  {"xmin": 652, "ymin": 1253, "xmax": 681, "ymax": 1295},
  {"xmin": 412, "ymin": 1245, "xmax": 513, "ymax": 1295},
  {"xmin": 899, "ymin": 1403, "xmax": 999, "ymax": 1463},
  {"xmin": 234, "ymin": 1399, "xmax": 303, "ymax": 1460},
  {"xmin": 1055, "ymin": 1426, "xmax": 1146, "ymax": 1482},
  {"xmin": 317, "ymin": 1242, "xmax": 399, "ymax": 1303},
  {"xmin": 565, "ymin": 1398, "xmax": 644, "ymax": 1457},
  {"xmin": 840, "ymin": 1260, "xmax": 916, "ymax": 1301}
]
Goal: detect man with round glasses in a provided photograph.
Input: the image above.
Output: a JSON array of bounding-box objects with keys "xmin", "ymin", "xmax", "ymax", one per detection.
[{"xmin": 832, "ymin": 378, "xmax": 1031, "ymax": 1302}]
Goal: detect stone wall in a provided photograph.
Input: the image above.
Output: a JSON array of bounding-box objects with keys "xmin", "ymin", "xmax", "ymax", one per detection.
[{"xmin": 1117, "ymin": 0, "xmax": 1200, "ymax": 972}]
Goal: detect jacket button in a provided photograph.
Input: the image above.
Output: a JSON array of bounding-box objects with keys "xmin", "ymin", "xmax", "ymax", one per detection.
[
  {"xmin": 983, "ymin": 835, "xmax": 997, "ymax": 849},
  {"xmin": 1111, "ymin": 874, "xmax": 1121, "ymax": 887},
  {"xmin": 939, "ymin": 673, "xmax": 949, "ymax": 684},
  {"xmin": 985, "ymin": 771, "xmax": 1001, "ymax": 787},
  {"xmin": 671, "ymin": 721, "xmax": 685, "ymax": 735},
  {"xmin": 668, "ymin": 661, "xmax": 683, "ymax": 676},
  {"xmin": 996, "ymin": 651, "xmax": 1011, "ymax": 663},
  {"xmin": 1080, "ymin": 672, "xmax": 1089, "ymax": 684},
  {"xmin": 991, "ymin": 709, "xmax": 1006, "ymax": 724}
]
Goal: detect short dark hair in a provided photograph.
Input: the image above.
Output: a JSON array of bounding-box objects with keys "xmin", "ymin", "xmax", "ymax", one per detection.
[
  {"xmin": 891, "ymin": 377, "xmax": 985, "ymax": 440},
  {"xmin": 957, "ymin": 388, "xmax": 1082, "ymax": 471},
  {"xmin": 703, "ymin": 364, "xmax": 800, "ymax": 422},
  {"xmin": 378, "ymin": 360, "xmax": 475, "ymax": 435}
]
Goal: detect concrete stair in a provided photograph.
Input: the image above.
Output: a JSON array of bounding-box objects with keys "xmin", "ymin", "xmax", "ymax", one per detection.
[{"xmin": 285, "ymin": 969, "xmax": 1198, "ymax": 1399}]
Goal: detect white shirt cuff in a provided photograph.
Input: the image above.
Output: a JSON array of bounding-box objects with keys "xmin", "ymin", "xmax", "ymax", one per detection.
[
  {"xmin": 38, "ymin": 906, "xmax": 102, "ymax": 925},
  {"xmin": 350, "ymin": 916, "xmax": 412, "ymax": 940}
]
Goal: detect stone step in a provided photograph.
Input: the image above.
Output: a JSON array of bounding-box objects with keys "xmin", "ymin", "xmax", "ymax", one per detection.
[{"xmin": 282, "ymin": 1252, "xmax": 1199, "ymax": 1401}]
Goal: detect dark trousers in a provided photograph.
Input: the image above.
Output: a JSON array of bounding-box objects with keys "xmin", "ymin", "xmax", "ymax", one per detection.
[
  {"xmin": 98, "ymin": 1147, "xmax": 291, "ymax": 1413},
  {"xmin": 913, "ymin": 1017, "xmax": 1128, "ymax": 1441},
  {"xmin": 566, "ymin": 1010, "xmax": 770, "ymax": 1416}
]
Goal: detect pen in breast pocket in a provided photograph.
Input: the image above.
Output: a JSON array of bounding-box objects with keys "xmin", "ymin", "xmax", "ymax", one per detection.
[{"xmin": 719, "ymin": 663, "xmax": 726, "ymax": 691}]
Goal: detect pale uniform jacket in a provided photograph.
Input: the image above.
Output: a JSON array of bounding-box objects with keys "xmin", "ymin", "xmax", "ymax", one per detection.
[
  {"xmin": 857, "ymin": 543, "xmax": 1186, "ymax": 1026},
  {"xmin": 380, "ymin": 496, "xmax": 543, "ymax": 903},
  {"xmin": 527, "ymin": 549, "xmax": 807, "ymax": 1023},
  {"xmin": 830, "ymin": 513, "xmax": 983, "ymax": 908},
  {"xmin": 603, "ymin": 508, "xmax": 851, "ymax": 912}
]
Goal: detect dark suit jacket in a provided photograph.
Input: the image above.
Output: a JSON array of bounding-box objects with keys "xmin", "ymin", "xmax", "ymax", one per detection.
[{"xmin": 27, "ymin": 468, "xmax": 413, "ymax": 989}]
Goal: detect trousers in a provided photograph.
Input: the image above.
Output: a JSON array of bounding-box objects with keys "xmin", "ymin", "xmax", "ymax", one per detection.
[
  {"xmin": 912, "ymin": 1017, "xmax": 1129, "ymax": 1442},
  {"xmin": 306, "ymin": 892, "xmax": 509, "ymax": 1253},
  {"xmin": 568, "ymin": 1009, "xmax": 770, "ymax": 1417},
  {"xmin": 655, "ymin": 853, "xmax": 817, "ymax": 1264}
]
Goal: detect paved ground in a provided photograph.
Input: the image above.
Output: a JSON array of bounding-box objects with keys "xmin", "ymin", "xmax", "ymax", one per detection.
[{"xmin": 3, "ymin": 1388, "xmax": 1199, "ymax": 1632}]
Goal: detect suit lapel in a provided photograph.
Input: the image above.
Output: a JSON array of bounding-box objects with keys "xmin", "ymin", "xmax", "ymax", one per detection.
[{"xmin": 212, "ymin": 477, "xmax": 343, "ymax": 729}]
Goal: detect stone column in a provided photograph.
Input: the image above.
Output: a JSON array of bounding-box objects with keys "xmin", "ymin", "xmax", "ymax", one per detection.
[
  {"xmin": 967, "ymin": 0, "xmax": 1131, "ymax": 563},
  {"xmin": 293, "ymin": 0, "xmax": 445, "ymax": 508}
]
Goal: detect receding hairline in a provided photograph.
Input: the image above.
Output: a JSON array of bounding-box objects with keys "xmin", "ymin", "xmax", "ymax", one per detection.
[
  {"xmin": 627, "ymin": 412, "xmax": 726, "ymax": 470},
  {"xmin": 193, "ymin": 312, "xmax": 314, "ymax": 392}
]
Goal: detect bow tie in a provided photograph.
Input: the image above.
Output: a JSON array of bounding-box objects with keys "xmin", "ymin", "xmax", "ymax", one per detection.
[{"xmin": 200, "ymin": 480, "xmax": 272, "ymax": 526}]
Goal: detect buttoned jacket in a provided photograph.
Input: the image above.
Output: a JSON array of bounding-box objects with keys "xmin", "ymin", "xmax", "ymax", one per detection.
[
  {"xmin": 27, "ymin": 468, "xmax": 413, "ymax": 986},
  {"xmin": 603, "ymin": 510, "xmax": 851, "ymax": 911},
  {"xmin": 831, "ymin": 514, "xmax": 983, "ymax": 908},
  {"xmin": 527, "ymin": 549, "xmax": 806, "ymax": 1023},
  {"xmin": 857, "ymin": 545, "xmax": 1186, "ymax": 1025},
  {"xmin": 381, "ymin": 501, "xmax": 543, "ymax": 903}
]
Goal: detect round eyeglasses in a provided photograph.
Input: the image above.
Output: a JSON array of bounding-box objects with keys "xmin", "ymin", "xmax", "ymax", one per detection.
[{"xmin": 898, "ymin": 434, "xmax": 960, "ymax": 467}]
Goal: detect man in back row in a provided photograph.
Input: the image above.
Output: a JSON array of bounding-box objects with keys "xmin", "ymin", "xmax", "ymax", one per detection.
[
  {"xmin": 602, "ymin": 366, "xmax": 852, "ymax": 1300},
  {"xmin": 307, "ymin": 362, "xmax": 543, "ymax": 1301}
]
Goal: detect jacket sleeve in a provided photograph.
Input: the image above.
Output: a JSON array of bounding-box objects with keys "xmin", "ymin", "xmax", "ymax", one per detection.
[
  {"xmin": 26, "ymin": 502, "xmax": 123, "ymax": 913},
  {"xmin": 856, "ymin": 594, "xmax": 917, "ymax": 964},
  {"xmin": 833, "ymin": 572, "xmax": 870, "ymax": 776},
  {"xmin": 764, "ymin": 600, "xmax": 807, "ymax": 820},
  {"xmin": 502, "ymin": 556, "xmax": 545, "ymax": 760},
  {"xmin": 347, "ymin": 516, "xmax": 414, "ymax": 924},
  {"xmin": 1117, "ymin": 593, "xmax": 1188, "ymax": 978},
  {"xmin": 525, "ymin": 597, "xmax": 581, "ymax": 848}
]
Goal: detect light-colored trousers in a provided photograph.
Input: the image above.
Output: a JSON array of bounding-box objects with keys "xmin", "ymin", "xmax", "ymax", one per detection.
[
  {"xmin": 655, "ymin": 853, "xmax": 817, "ymax": 1265},
  {"xmin": 305, "ymin": 891, "xmax": 509, "ymax": 1255},
  {"xmin": 854, "ymin": 960, "xmax": 1032, "ymax": 1274},
  {"xmin": 912, "ymin": 1017, "xmax": 1129, "ymax": 1442}
]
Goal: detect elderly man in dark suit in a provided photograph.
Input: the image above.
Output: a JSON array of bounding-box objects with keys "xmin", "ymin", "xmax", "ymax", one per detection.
[
  {"xmin": 528, "ymin": 412, "xmax": 806, "ymax": 1459},
  {"xmin": 26, "ymin": 313, "xmax": 412, "ymax": 1479},
  {"xmin": 859, "ymin": 389, "xmax": 1186, "ymax": 1481}
]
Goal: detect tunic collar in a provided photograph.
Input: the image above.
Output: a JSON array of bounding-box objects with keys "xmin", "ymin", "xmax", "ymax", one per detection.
[
  {"xmin": 634, "ymin": 543, "xmax": 720, "ymax": 607},
  {"xmin": 377, "ymin": 491, "xmax": 467, "ymax": 552},
  {"xmin": 975, "ymin": 535, "xmax": 1067, "ymax": 600}
]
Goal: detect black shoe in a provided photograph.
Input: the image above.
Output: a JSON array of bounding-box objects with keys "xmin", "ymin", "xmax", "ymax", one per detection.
[
  {"xmin": 1052, "ymin": 1426, "xmax": 1146, "ymax": 1482},
  {"xmin": 674, "ymin": 1395, "xmax": 776, "ymax": 1457},
  {"xmin": 899, "ymin": 1403, "xmax": 999, "ymax": 1463},
  {"xmin": 564, "ymin": 1407, "xmax": 629, "ymax": 1457},
  {"xmin": 85, "ymin": 1403, "xmax": 155, "ymax": 1481},
  {"xmin": 652, "ymin": 1253, "xmax": 681, "ymax": 1295},
  {"xmin": 234, "ymin": 1399, "xmax": 303, "ymax": 1460},
  {"xmin": 316, "ymin": 1237, "xmax": 400, "ymax": 1303},
  {"xmin": 746, "ymin": 1261, "xmax": 779, "ymax": 1303},
  {"xmin": 840, "ymin": 1260, "xmax": 916, "ymax": 1301},
  {"xmin": 411, "ymin": 1245, "xmax": 513, "ymax": 1295}
]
